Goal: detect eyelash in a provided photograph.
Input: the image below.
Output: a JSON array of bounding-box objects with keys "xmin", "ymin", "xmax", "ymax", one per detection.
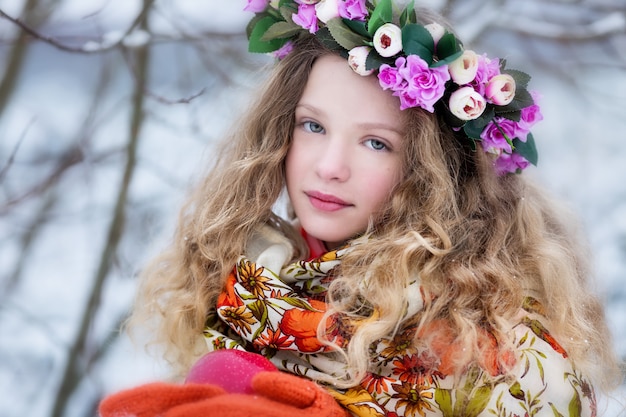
[
  {"xmin": 302, "ymin": 120, "xmax": 325, "ymax": 134},
  {"xmin": 299, "ymin": 120, "xmax": 391, "ymax": 152},
  {"xmin": 364, "ymin": 139, "xmax": 389, "ymax": 152}
]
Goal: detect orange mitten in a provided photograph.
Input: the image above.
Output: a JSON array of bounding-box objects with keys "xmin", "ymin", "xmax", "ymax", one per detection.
[
  {"xmin": 98, "ymin": 382, "xmax": 225, "ymax": 417},
  {"xmin": 165, "ymin": 371, "xmax": 349, "ymax": 417},
  {"xmin": 99, "ymin": 372, "xmax": 349, "ymax": 417},
  {"xmin": 99, "ymin": 350, "xmax": 349, "ymax": 417}
]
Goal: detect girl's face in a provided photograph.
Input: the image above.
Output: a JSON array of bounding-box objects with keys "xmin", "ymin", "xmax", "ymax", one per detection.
[{"xmin": 286, "ymin": 54, "xmax": 406, "ymax": 249}]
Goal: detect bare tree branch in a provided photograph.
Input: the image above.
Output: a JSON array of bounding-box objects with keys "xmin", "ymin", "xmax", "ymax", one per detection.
[
  {"xmin": 0, "ymin": 0, "xmax": 40, "ymax": 116},
  {"xmin": 49, "ymin": 0, "xmax": 152, "ymax": 414},
  {"xmin": 0, "ymin": 0, "xmax": 155, "ymax": 53},
  {"xmin": 0, "ymin": 190, "xmax": 57, "ymax": 301},
  {"xmin": 0, "ymin": 118, "xmax": 34, "ymax": 184}
]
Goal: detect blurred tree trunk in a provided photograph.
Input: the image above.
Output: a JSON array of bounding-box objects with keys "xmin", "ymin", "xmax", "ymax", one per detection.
[
  {"xmin": 48, "ymin": 1, "xmax": 153, "ymax": 416},
  {"xmin": 0, "ymin": 0, "xmax": 60, "ymax": 117},
  {"xmin": 0, "ymin": 0, "xmax": 37, "ymax": 116}
]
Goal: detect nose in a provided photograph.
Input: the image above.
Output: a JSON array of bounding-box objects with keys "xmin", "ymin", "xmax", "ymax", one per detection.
[{"xmin": 314, "ymin": 137, "xmax": 350, "ymax": 182}]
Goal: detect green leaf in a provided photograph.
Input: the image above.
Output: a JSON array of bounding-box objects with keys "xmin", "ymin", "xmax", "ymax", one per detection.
[
  {"xmin": 246, "ymin": 12, "xmax": 268, "ymax": 39},
  {"xmin": 280, "ymin": 296, "xmax": 318, "ymax": 311},
  {"xmin": 326, "ymin": 17, "xmax": 368, "ymax": 50},
  {"xmin": 248, "ymin": 15, "xmax": 286, "ymax": 53},
  {"xmin": 568, "ymin": 389, "xmax": 583, "ymax": 417},
  {"xmin": 402, "ymin": 24, "xmax": 435, "ymax": 64},
  {"xmin": 261, "ymin": 21, "xmax": 301, "ymax": 41},
  {"xmin": 513, "ymin": 134, "xmax": 538, "ymax": 166},
  {"xmin": 464, "ymin": 107, "xmax": 494, "ymax": 139},
  {"xmin": 518, "ymin": 332, "xmax": 528, "ymax": 347},
  {"xmin": 434, "ymin": 388, "xmax": 455, "ymax": 417},
  {"xmin": 279, "ymin": 3, "xmax": 298, "ymax": 23},
  {"xmin": 315, "ymin": 26, "xmax": 343, "ymax": 52},
  {"xmin": 496, "ymin": 88, "xmax": 534, "ymax": 113},
  {"xmin": 399, "ymin": 0, "xmax": 416, "ymax": 26},
  {"xmin": 504, "ymin": 69, "xmax": 531, "ymax": 89},
  {"xmin": 549, "ymin": 403, "xmax": 566, "ymax": 417},
  {"xmin": 508, "ymin": 381, "xmax": 525, "ymax": 401},
  {"xmin": 496, "ymin": 109, "xmax": 521, "ymax": 121},
  {"xmin": 247, "ymin": 299, "xmax": 268, "ymax": 322},
  {"xmin": 432, "ymin": 50, "xmax": 463, "ymax": 67},
  {"xmin": 248, "ymin": 306, "xmax": 267, "ymax": 340},
  {"xmin": 343, "ymin": 18, "xmax": 370, "ymax": 38},
  {"xmin": 436, "ymin": 32, "xmax": 463, "ymax": 60},
  {"xmin": 464, "ymin": 122, "xmax": 486, "ymax": 140},
  {"xmin": 365, "ymin": 50, "xmax": 393, "ymax": 71},
  {"xmin": 367, "ymin": 0, "xmax": 393, "ymax": 35},
  {"xmin": 464, "ymin": 385, "xmax": 493, "ymax": 417}
]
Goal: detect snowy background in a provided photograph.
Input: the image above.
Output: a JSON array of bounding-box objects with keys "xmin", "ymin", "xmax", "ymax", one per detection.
[{"xmin": 0, "ymin": 0, "xmax": 625, "ymax": 416}]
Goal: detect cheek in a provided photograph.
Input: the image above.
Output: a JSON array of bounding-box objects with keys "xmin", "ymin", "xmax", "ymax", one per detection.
[
  {"xmin": 361, "ymin": 165, "xmax": 402, "ymax": 208},
  {"xmin": 285, "ymin": 144, "xmax": 303, "ymax": 189}
]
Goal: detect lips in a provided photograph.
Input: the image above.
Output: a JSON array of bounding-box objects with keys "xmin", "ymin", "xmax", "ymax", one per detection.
[{"xmin": 305, "ymin": 191, "xmax": 352, "ymax": 212}]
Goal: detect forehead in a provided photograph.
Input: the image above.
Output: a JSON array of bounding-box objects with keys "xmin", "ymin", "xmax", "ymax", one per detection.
[{"xmin": 299, "ymin": 55, "xmax": 405, "ymax": 128}]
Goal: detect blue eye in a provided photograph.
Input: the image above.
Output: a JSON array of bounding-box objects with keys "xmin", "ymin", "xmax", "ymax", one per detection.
[
  {"xmin": 303, "ymin": 121, "xmax": 325, "ymax": 134},
  {"xmin": 365, "ymin": 139, "xmax": 388, "ymax": 151}
]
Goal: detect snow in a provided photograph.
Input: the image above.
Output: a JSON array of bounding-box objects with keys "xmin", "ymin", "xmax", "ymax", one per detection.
[{"xmin": 0, "ymin": 0, "xmax": 624, "ymax": 416}]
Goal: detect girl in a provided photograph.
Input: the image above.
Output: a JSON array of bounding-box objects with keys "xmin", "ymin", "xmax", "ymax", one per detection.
[{"xmin": 101, "ymin": 1, "xmax": 622, "ymax": 416}]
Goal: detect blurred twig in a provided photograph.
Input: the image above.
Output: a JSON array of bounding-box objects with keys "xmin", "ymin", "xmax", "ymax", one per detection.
[
  {"xmin": 0, "ymin": 0, "xmax": 155, "ymax": 53},
  {"xmin": 0, "ymin": 145, "xmax": 85, "ymax": 214},
  {"xmin": 48, "ymin": 0, "xmax": 152, "ymax": 414},
  {"xmin": 0, "ymin": 0, "xmax": 40, "ymax": 117},
  {"xmin": 0, "ymin": 190, "xmax": 57, "ymax": 301},
  {"xmin": 0, "ymin": 119, "xmax": 33, "ymax": 185}
]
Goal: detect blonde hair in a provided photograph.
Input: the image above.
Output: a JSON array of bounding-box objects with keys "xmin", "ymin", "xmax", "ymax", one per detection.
[{"xmin": 128, "ymin": 34, "xmax": 622, "ymax": 391}]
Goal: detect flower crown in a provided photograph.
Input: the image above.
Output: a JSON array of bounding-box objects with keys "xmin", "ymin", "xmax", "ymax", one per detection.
[{"xmin": 244, "ymin": 0, "xmax": 542, "ymax": 175}]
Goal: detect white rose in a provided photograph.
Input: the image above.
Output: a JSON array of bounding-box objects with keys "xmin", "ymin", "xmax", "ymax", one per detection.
[
  {"xmin": 315, "ymin": 0, "xmax": 339, "ymax": 23},
  {"xmin": 348, "ymin": 46, "xmax": 374, "ymax": 76},
  {"xmin": 373, "ymin": 23, "xmax": 403, "ymax": 58},
  {"xmin": 424, "ymin": 22, "xmax": 445, "ymax": 46},
  {"xmin": 485, "ymin": 74, "xmax": 516, "ymax": 105},
  {"xmin": 448, "ymin": 50, "xmax": 479, "ymax": 85},
  {"xmin": 449, "ymin": 86, "xmax": 487, "ymax": 121}
]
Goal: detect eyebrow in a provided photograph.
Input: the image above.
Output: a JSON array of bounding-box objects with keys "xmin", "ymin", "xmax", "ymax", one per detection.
[
  {"xmin": 357, "ymin": 122, "xmax": 404, "ymax": 136},
  {"xmin": 296, "ymin": 103, "xmax": 324, "ymax": 116},
  {"xmin": 296, "ymin": 103, "xmax": 404, "ymax": 135}
]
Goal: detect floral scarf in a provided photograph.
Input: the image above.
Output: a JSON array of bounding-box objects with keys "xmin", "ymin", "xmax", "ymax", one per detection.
[{"xmin": 203, "ymin": 226, "xmax": 597, "ymax": 417}]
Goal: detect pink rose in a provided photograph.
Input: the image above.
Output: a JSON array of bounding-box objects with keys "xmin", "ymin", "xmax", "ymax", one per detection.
[
  {"xmin": 244, "ymin": 0, "xmax": 270, "ymax": 13},
  {"xmin": 471, "ymin": 54, "xmax": 500, "ymax": 95},
  {"xmin": 378, "ymin": 57, "xmax": 406, "ymax": 91},
  {"xmin": 485, "ymin": 74, "xmax": 516, "ymax": 105},
  {"xmin": 480, "ymin": 118, "xmax": 519, "ymax": 154},
  {"xmin": 292, "ymin": 3, "xmax": 318, "ymax": 33},
  {"xmin": 493, "ymin": 152, "xmax": 530, "ymax": 175},
  {"xmin": 518, "ymin": 91, "xmax": 543, "ymax": 132},
  {"xmin": 449, "ymin": 86, "xmax": 486, "ymax": 121},
  {"xmin": 398, "ymin": 55, "xmax": 450, "ymax": 112},
  {"xmin": 448, "ymin": 50, "xmax": 479, "ymax": 85},
  {"xmin": 373, "ymin": 23, "xmax": 403, "ymax": 58},
  {"xmin": 339, "ymin": 0, "xmax": 367, "ymax": 20},
  {"xmin": 395, "ymin": 90, "xmax": 420, "ymax": 110},
  {"xmin": 273, "ymin": 41, "xmax": 294, "ymax": 60}
]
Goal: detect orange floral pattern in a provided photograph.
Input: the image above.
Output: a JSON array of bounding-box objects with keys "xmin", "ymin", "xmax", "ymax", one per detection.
[{"xmin": 204, "ymin": 243, "xmax": 597, "ymax": 417}]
